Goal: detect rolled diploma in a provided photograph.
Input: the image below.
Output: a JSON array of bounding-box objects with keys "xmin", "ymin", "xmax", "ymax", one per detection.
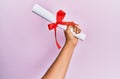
[{"xmin": 32, "ymin": 4, "xmax": 86, "ymax": 40}]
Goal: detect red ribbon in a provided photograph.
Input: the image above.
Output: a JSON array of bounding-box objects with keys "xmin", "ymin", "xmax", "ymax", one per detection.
[{"xmin": 48, "ymin": 10, "xmax": 77, "ymax": 49}]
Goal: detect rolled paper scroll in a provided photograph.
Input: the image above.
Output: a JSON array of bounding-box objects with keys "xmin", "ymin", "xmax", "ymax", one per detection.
[{"xmin": 32, "ymin": 4, "xmax": 86, "ymax": 49}]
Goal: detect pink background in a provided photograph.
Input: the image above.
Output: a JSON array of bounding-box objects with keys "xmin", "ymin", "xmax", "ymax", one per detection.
[{"xmin": 0, "ymin": 0, "xmax": 120, "ymax": 79}]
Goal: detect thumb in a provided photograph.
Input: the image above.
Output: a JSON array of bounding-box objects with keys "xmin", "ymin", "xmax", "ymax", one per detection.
[{"xmin": 66, "ymin": 25, "xmax": 72, "ymax": 31}]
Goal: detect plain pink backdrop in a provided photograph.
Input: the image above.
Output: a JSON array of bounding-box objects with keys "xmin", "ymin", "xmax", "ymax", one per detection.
[{"xmin": 0, "ymin": 0, "xmax": 120, "ymax": 79}]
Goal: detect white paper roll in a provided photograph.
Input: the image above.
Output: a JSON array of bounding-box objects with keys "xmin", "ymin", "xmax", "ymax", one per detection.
[{"xmin": 32, "ymin": 4, "xmax": 86, "ymax": 41}]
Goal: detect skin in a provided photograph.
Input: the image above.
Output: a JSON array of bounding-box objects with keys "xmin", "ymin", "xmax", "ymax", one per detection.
[{"xmin": 42, "ymin": 25, "xmax": 81, "ymax": 79}]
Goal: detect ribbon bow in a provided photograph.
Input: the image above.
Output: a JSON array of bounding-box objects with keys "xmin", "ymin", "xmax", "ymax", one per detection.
[{"xmin": 48, "ymin": 10, "xmax": 77, "ymax": 49}]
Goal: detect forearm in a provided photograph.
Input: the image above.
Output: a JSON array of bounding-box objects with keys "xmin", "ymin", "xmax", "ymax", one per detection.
[
  {"xmin": 42, "ymin": 42, "xmax": 75, "ymax": 79},
  {"xmin": 42, "ymin": 25, "xmax": 80, "ymax": 79}
]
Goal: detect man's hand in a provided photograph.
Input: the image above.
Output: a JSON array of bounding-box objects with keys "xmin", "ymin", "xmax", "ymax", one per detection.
[
  {"xmin": 42, "ymin": 25, "xmax": 81, "ymax": 79},
  {"xmin": 64, "ymin": 25, "xmax": 81, "ymax": 47}
]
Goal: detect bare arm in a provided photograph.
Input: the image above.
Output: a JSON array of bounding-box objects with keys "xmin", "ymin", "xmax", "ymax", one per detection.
[{"xmin": 42, "ymin": 25, "xmax": 81, "ymax": 79}]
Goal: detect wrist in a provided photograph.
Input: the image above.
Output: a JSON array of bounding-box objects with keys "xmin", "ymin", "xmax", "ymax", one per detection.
[{"xmin": 65, "ymin": 41, "xmax": 76, "ymax": 48}]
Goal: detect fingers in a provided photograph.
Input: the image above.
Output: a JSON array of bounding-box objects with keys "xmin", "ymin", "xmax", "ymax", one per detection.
[
  {"xmin": 66, "ymin": 25, "xmax": 81, "ymax": 34},
  {"xmin": 73, "ymin": 25, "xmax": 81, "ymax": 34}
]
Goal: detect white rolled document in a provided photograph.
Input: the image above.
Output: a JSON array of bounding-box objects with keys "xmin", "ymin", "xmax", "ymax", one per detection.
[{"xmin": 32, "ymin": 4, "xmax": 86, "ymax": 40}]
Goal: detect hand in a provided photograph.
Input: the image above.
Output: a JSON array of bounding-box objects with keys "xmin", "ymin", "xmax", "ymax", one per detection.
[
  {"xmin": 42, "ymin": 25, "xmax": 81, "ymax": 79},
  {"xmin": 64, "ymin": 25, "xmax": 81, "ymax": 47}
]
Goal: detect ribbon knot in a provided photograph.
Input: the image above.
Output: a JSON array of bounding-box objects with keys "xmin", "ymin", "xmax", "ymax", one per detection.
[{"xmin": 48, "ymin": 10, "xmax": 77, "ymax": 49}]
